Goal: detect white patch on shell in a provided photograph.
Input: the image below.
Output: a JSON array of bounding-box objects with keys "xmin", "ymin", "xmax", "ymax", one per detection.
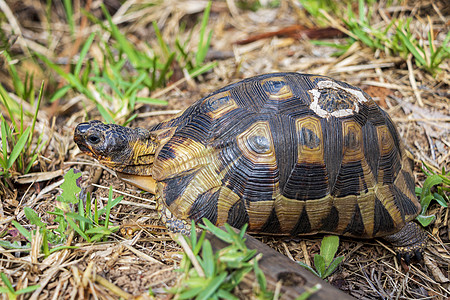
[{"xmin": 308, "ymin": 80, "xmax": 368, "ymax": 118}]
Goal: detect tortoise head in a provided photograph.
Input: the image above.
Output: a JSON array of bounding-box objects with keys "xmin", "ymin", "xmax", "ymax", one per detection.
[{"xmin": 74, "ymin": 120, "xmax": 158, "ymax": 184}]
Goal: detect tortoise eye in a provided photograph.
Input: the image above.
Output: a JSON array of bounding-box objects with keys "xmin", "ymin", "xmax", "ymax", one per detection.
[{"xmin": 87, "ymin": 134, "xmax": 101, "ymax": 145}]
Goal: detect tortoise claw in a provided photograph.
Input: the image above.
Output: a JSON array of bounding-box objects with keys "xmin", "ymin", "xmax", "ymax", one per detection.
[
  {"xmin": 384, "ymin": 222, "xmax": 427, "ymax": 264},
  {"xmin": 414, "ymin": 249, "xmax": 423, "ymax": 261},
  {"xmin": 403, "ymin": 253, "xmax": 411, "ymax": 265},
  {"xmin": 395, "ymin": 248, "xmax": 424, "ymax": 265}
]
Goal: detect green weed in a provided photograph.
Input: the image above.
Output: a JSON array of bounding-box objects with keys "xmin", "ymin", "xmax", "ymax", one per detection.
[
  {"xmin": 4, "ymin": 169, "xmax": 123, "ymax": 256},
  {"xmin": 306, "ymin": 0, "xmax": 450, "ymax": 74},
  {"xmin": 0, "ymin": 272, "xmax": 40, "ymax": 300},
  {"xmin": 0, "ymin": 82, "xmax": 46, "ymax": 179},
  {"xmin": 169, "ymin": 219, "xmax": 273, "ymax": 299},
  {"xmin": 41, "ymin": 2, "xmax": 216, "ymax": 124},
  {"xmin": 50, "ymin": 169, "xmax": 123, "ymax": 243},
  {"xmin": 298, "ymin": 235, "xmax": 344, "ymax": 279},
  {"xmin": 415, "ymin": 163, "xmax": 449, "ymax": 227}
]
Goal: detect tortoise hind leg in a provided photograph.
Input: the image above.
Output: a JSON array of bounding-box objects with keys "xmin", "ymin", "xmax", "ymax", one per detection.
[{"xmin": 383, "ymin": 222, "xmax": 427, "ymax": 264}]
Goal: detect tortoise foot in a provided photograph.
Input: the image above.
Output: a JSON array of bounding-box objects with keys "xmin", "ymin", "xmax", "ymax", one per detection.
[
  {"xmin": 383, "ymin": 222, "xmax": 427, "ymax": 264},
  {"xmin": 159, "ymin": 203, "xmax": 191, "ymax": 235}
]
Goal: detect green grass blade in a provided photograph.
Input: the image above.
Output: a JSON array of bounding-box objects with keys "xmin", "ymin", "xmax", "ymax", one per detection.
[
  {"xmin": 104, "ymin": 187, "xmax": 114, "ymax": 227},
  {"xmin": 65, "ymin": 212, "xmax": 93, "ymax": 226},
  {"xmin": 97, "ymin": 195, "xmax": 123, "ymax": 216},
  {"xmin": 135, "ymin": 97, "xmax": 168, "ymax": 105},
  {"xmin": 196, "ymin": 1, "xmax": 212, "ymax": 65},
  {"xmin": 0, "ymin": 120, "xmax": 8, "ymax": 169},
  {"xmin": 36, "ymin": 53, "xmax": 91, "ymax": 98},
  {"xmin": 63, "ymin": 0, "xmax": 75, "ymax": 36},
  {"xmin": 358, "ymin": 0, "xmax": 365, "ymax": 24},
  {"xmin": 0, "ymin": 84, "xmax": 19, "ymax": 129},
  {"xmin": 66, "ymin": 217, "xmax": 90, "ymax": 242},
  {"xmin": 74, "ymin": 33, "xmax": 96, "ymax": 77},
  {"xmin": 101, "ymin": 4, "xmax": 139, "ymax": 66},
  {"xmin": 7, "ymin": 126, "xmax": 30, "ymax": 169},
  {"xmin": 96, "ymin": 104, "xmax": 114, "ymax": 124},
  {"xmin": 24, "ymin": 207, "xmax": 45, "ymax": 228},
  {"xmin": 49, "ymin": 85, "xmax": 71, "ymax": 103},
  {"xmin": 199, "ymin": 219, "xmax": 233, "ymax": 243},
  {"xmin": 4, "ymin": 51, "xmax": 24, "ymax": 97},
  {"xmin": 397, "ymin": 30, "xmax": 426, "ymax": 66},
  {"xmin": 189, "ymin": 61, "xmax": 217, "ymax": 77},
  {"xmin": 196, "ymin": 272, "xmax": 227, "ymax": 300},
  {"xmin": 0, "ymin": 273, "xmax": 15, "ymax": 293},
  {"xmin": 156, "ymin": 52, "xmax": 176, "ymax": 88},
  {"xmin": 152, "ymin": 21, "xmax": 170, "ymax": 58},
  {"xmin": 27, "ymin": 81, "xmax": 44, "ymax": 151},
  {"xmin": 200, "ymin": 239, "xmax": 214, "ymax": 277},
  {"xmin": 124, "ymin": 72, "xmax": 146, "ymax": 97},
  {"xmin": 48, "ymin": 245, "xmax": 79, "ymax": 254},
  {"xmin": 12, "ymin": 220, "xmax": 32, "ymax": 242},
  {"xmin": 15, "ymin": 285, "xmax": 40, "ymax": 295}
]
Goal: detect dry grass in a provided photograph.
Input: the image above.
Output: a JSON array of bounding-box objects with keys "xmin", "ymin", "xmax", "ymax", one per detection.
[{"xmin": 0, "ymin": 0, "xmax": 449, "ymax": 299}]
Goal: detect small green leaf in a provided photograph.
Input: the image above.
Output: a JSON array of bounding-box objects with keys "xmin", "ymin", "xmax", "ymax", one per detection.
[
  {"xmin": 60, "ymin": 169, "xmax": 82, "ymax": 203},
  {"xmin": 421, "ymin": 175, "xmax": 443, "ymax": 199},
  {"xmin": 420, "ymin": 194, "xmax": 434, "ymax": 212},
  {"xmin": 433, "ymin": 192, "xmax": 448, "ymax": 208},
  {"xmin": 196, "ymin": 272, "xmax": 227, "ymax": 300},
  {"xmin": 199, "ymin": 219, "xmax": 233, "ymax": 243},
  {"xmin": 12, "ymin": 220, "xmax": 32, "ymax": 242},
  {"xmin": 313, "ymin": 254, "xmax": 326, "ymax": 278},
  {"xmin": 0, "ymin": 240, "xmax": 30, "ymax": 250},
  {"xmin": 323, "ymin": 256, "xmax": 344, "ymax": 278},
  {"xmin": 297, "ymin": 261, "xmax": 320, "ymax": 277},
  {"xmin": 200, "ymin": 239, "xmax": 215, "ymax": 277},
  {"xmin": 24, "ymin": 207, "xmax": 45, "ymax": 228},
  {"xmin": 177, "ymin": 286, "xmax": 203, "ymax": 299},
  {"xmin": 416, "ymin": 214, "xmax": 435, "ymax": 227},
  {"xmin": 216, "ymin": 289, "xmax": 239, "ymax": 300},
  {"xmin": 415, "ymin": 187, "xmax": 422, "ymax": 196},
  {"xmin": 320, "ymin": 235, "xmax": 340, "ymax": 267}
]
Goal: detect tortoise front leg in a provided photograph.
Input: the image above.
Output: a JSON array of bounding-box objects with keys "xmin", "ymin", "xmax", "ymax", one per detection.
[
  {"xmin": 117, "ymin": 173, "xmax": 157, "ymax": 194},
  {"xmin": 383, "ymin": 222, "xmax": 428, "ymax": 264}
]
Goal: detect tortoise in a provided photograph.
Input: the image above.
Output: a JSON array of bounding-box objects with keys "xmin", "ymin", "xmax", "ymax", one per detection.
[{"xmin": 74, "ymin": 72, "xmax": 427, "ymax": 261}]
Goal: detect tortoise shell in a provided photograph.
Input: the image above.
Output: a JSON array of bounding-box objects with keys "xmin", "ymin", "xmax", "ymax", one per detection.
[
  {"xmin": 148, "ymin": 73, "xmax": 420, "ymax": 237},
  {"xmin": 75, "ymin": 72, "xmax": 421, "ymax": 239}
]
